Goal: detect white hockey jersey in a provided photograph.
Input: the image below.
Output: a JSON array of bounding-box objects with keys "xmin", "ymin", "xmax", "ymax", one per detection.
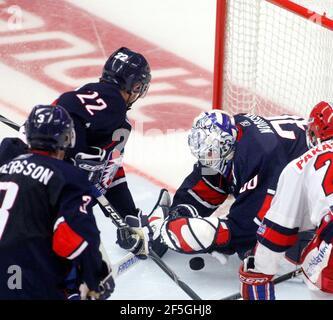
[{"xmin": 254, "ymin": 139, "xmax": 333, "ymax": 275}]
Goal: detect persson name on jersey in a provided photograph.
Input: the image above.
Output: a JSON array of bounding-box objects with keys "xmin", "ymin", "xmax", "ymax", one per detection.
[{"xmin": 0, "ymin": 160, "xmax": 54, "ymax": 185}]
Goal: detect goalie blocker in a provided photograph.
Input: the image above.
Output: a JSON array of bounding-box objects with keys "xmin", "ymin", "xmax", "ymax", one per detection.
[{"xmin": 161, "ymin": 204, "xmax": 230, "ymax": 254}]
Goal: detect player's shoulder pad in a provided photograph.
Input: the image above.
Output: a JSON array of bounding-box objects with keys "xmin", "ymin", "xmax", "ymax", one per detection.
[
  {"xmin": 65, "ymin": 82, "xmax": 127, "ymax": 114},
  {"xmin": 78, "ymin": 82, "xmax": 124, "ymax": 101},
  {"xmin": 233, "ymin": 127, "xmax": 278, "ymax": 168},
  {"xmin": 0, "ymin": 137, "xmax": 28, "ymax": 166}
]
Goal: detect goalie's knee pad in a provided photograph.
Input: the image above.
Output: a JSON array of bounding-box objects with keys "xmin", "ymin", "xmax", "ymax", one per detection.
[{"xmin": 160, "ymin": 216, "xmax": 230, "ymax": 254}]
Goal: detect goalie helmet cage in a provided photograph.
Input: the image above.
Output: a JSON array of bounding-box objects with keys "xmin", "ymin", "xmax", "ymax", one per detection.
[{"xmin": 213, "ymin": 0, "xmax": 333, "ymax": 117}]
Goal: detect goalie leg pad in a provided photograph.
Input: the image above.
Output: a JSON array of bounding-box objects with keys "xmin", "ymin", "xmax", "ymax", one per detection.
[{"xmin": 160, "ymin": 217, "xmax": 230, "ymax": 254}]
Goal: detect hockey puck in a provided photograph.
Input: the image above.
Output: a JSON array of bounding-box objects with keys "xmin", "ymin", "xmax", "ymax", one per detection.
[{"xmin": 189, "ymin": 257, "xmax": 205, "ymax": 270}]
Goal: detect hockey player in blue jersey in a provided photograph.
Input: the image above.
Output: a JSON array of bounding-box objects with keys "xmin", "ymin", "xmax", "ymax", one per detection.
[
  {"xmin": 0, "ymin": 47, "xmax": 166, "ymax": 263},
  {"xmin": 0, "ymin": 47, "xmax": 160, "ymax": 259},
  {"xmin": 52, "ymin": 47, "xmax": 150, "ymax": 218},
  {"xmin": 50, "ymin": 47, "xmax": 161, "ymax": 258},
  {"xmin": 0, "ymin": 105, "xmax": 114, "ymax": 300},
  {"xmin": 161, "ymin": 110, "xmax": 309, "ymax": 260}
]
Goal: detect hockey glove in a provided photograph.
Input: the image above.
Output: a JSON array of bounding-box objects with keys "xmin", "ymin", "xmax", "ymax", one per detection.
[
  {"xmin": 239, "ymin": 256, "xmax": 275, "ymax": 300},
  {"xmin": 73, "ymin": 147, "xmax": 107, "ymax": 185},
  {"xmin": 79, "ymin": 260, "xmax": 115, "ymax": 300},
  {"xmin": 147, "ymin": 189, "xmax": 171, "ymax": 257},
  {"xmin": 116, "ymin": 210, "xmax": 153, "ymax": 259},
  {"xmin": 80, "ymin": 276, "xmax": 115, "ymax": 300},
  {"xmin": 85, "ymin": 273, "xmax": 115, "ymax": 300}
]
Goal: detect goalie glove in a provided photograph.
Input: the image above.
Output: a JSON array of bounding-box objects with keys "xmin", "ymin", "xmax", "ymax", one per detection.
[
  {"xmin": 161, "ymin": 215, "xmax": 230, "ymax": 254},
  {"xmin": 116, "ymin": 210, "xmax": 153, "ymax": 259},
  {"xmin": 239, "ymin": 256, "xmax": 275, "ymax": 300}
]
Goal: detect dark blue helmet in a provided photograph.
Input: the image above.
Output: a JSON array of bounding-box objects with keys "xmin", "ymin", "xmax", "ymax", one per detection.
[
  {"xmin": 101, "ymin": 47, "xmax": 151, "ymax": 98},
  {"xmin": 25, "ymin": 104, "xmax": 75, "ymax": 152}
]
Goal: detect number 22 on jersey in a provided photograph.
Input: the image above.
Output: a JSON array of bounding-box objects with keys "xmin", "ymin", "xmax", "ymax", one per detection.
[{"xmin": 77, "ymin": 91, "xmax": 107, "ymax": 116}]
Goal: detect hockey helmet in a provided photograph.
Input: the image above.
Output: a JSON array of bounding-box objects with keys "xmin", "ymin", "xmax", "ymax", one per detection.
[
  {"xmin": 101, "ymin": 47, "xmax": 151, "ymax": 99},
  {"xmin": 188, "ymin": 110, "xmax": 238, "ymax": 176},
  {"xmin": 25, "ymin": 105, "xmax": 75, "ymax": 152},
  {"xmin": 307, "ymin": 101, "xmax": 333, "ymax": 148}
]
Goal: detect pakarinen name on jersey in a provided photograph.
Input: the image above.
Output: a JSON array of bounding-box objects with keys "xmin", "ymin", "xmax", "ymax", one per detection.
[{"xmin": 0, "ymin": 159, "xmax": 54, "ymax": 185}]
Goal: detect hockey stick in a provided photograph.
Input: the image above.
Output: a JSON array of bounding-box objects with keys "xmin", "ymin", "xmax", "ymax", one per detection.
[
  {"xmin": 111, "ymin": 251, "xmax": 141, "ymax": 279},
  {"xmin": 220, "ymin": 267, "xmax": 303, "ymax": 300},
  {"xmin": 95, "ymin": 191, "xmax": 202, "ymax": 300},
  {"xmin": 1, "ymin": 114, "xmax": 202, "ymax": 301},
  {"xmin": 84, "ymin": 252, "xmax": 141, "ymax": 300},
  {"xmin": 0, "ymin": 114, "xmax": 21, "ymax": 131},
  {"xmin": 148, "ymin": 249, "xmax": 202, "ymax": 300}
]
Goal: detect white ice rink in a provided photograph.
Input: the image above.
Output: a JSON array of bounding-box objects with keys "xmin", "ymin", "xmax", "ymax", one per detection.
[{"xmin": 0, "ymin": 0, "xmax": 317, "ymax": 300}]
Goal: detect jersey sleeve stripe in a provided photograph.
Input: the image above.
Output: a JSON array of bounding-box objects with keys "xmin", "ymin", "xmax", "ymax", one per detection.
[
  {"xmin": 113, "ymin": 167, "xmax": 125, "ymax": 180},
  {"xmin": 187, "ymin": 189, "xmax": 220, "ymax": 209},
  {"xmin": 202, "ymin": 177, "xmax": 227, "ymax": 194},
  {"xmin": 109, "ymin": 177, "xmax": 127, "ymax": 188},
  {"xmin": 257, "ymin": 218, "xmax": 299, "ymax": 252},
  {"xmin": 256, "ymin": 194, "xmax": 274, "ymax": 221},
  {"xmin": 191, "ymin": 180, "xmax": 228, "ymax": 206},
  {"xmin": 53, "ymin": 218, "xmax": 87, "ymax": 259},
  {"xmin": 67, "ymin": 241, "xmax": 88, "ymax": 260},
  {"xmin": 102, "ymin": 141, "xmax": 117, "ymax": 150}
]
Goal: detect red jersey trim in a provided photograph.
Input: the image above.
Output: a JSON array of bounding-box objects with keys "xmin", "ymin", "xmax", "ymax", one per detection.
[{"xmin": 53, "ymin": 219, "xmax": 86, "ymax": 259}]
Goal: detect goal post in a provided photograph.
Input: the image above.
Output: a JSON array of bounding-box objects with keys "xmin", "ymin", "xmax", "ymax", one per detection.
[
  {"xmin": 266, "ymin": 0, "xmax": 333, "ymax": 29},
  {"xmin": 213, "ymin": 0, "xmax": 333, "ymax": 117}
]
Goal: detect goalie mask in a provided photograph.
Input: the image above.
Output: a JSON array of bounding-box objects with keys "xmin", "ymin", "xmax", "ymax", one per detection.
[
  {"xmin": 188, "ymin": 110, "xmax": 238, "ymax": 176},
  {"xmin": 307, "ymin": 101, "xmax": 333, "ymax": 148}
]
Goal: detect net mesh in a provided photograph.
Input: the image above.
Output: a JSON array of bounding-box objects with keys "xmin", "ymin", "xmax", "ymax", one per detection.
[{"xmin": 222, "ymin": 0, "xmax": 333, "ymax": 118}]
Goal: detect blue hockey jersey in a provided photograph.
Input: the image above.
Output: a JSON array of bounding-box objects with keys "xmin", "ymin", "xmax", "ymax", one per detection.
[
  {"xmin": 54, "ymin": 82, "xmax": 136, "ymax": 217},
  {"xmin": 172, "ymin": 114, "xmax": 308, "ymax": 258},
  {"xmin": 0, "ymin": 153, "xmax": 103, "ymax": 299}
]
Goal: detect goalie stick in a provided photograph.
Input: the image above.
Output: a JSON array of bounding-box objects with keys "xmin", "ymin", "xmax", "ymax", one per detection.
[
  {"xmin": 221, "ymin": 267, "xmax": 303, "ymax": 300},
  {"xmin": 0, "ymin": 112, "xmax": 202, "ymax": 301}
]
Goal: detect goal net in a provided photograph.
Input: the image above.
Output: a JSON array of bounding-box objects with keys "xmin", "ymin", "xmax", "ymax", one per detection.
[{"xmin": 213, "ymin": 0, "xmax": 333, "ymax": 118}]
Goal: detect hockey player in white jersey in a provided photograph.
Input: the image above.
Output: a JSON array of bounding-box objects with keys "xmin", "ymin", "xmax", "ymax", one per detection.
[{"xmin": 239, "ymin": 101, "xmax": 333, "ymax": 300}]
